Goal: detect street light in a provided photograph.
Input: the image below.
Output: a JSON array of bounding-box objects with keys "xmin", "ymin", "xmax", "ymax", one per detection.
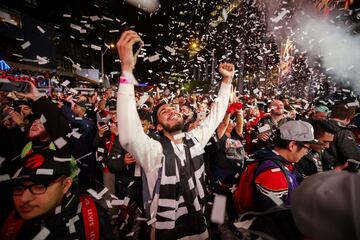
[{"xmin": 100, "ymin": 43, "xmax": 114, "ymax": 87}]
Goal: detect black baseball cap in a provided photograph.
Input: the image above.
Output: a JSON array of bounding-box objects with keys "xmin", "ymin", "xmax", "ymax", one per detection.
[{"xmin": 10, "ymin": 148, "xmax": 75, "ymax": 186}]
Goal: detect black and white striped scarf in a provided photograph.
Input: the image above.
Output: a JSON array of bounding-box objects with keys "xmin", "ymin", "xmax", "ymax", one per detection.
[{"xmin": 153, "ymin": 134, "xmax": 208, "ymax": 239}]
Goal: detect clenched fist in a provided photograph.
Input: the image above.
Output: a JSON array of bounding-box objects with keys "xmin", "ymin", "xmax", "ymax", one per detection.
[{"xmin": 219, "ymin": 63, "xmax": 235, "ymax": 84}]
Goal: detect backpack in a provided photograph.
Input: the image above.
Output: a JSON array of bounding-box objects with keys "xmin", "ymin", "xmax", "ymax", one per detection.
[
  {"xmin": 1, "ymin": 195, "xmax": 99, "ymax": 240},
  {"xmin": 233, "ymin": 159, "xmax": 290, "ymax": 214}
]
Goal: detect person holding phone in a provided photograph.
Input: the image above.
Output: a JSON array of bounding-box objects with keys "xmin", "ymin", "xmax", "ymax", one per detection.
[
  {"xmin": 116, "ymin": 30, "xmax": 234, "ymax": 239},
  {"xmin": 251, "ymin": 99, "xmax": 289, "ymax": 153}
]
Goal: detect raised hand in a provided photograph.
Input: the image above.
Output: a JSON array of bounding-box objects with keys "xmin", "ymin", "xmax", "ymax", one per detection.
[
  {"xmin": 116, "ymin": 30, "xmax": 144, "ymax": 73},
  {"xmin": 10, "ymin": 111, "xmax": 25, "ymax": 127},
  {"xmin": 13, "ymin": 81, "xmax": 42, "ymax": 101},
  {"xmin": 219, "ymin": 63, "xmax": 235, "ymax": 83}
]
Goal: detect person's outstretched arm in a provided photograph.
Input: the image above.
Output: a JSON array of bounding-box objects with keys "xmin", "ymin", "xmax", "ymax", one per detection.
[
  {"xmin": 116, "ymin": 30, "xmax": 163, "ymax": 173},
  {"xmin": 190, "ymin": 63, "xmax": 234, "ymax": 148}
]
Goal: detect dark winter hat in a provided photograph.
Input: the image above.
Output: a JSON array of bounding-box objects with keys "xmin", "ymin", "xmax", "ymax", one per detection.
[{"xmin": 292, "ymin": 171, "xmax": 360, "ymax": 240}]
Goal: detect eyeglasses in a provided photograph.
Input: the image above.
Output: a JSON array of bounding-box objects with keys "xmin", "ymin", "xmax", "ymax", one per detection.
[
  {"xmin": 12, "ymin": 183, "xmax": 48, "ymax": 196},
  {"xmin": 12, "ymin": 177, "xmax": 64, "ymax": 196},
  {"xmin": 299, "ymin": 144, "xmax": 312, "ymax": 153}
]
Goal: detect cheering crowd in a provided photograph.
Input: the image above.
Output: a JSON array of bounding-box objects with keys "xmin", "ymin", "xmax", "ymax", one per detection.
[{"xmin": 0, "ymin": 30, "xmax": 360, "ymax": 240}]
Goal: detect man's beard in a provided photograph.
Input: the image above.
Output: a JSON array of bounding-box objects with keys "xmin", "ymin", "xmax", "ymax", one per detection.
[
  {"xmin": 162, "ymin": 122, "xmax": 184, "ymax": 133},
  {"xmin": 272, "ymin": 111, "xmax": 284, "ymax": 116}
]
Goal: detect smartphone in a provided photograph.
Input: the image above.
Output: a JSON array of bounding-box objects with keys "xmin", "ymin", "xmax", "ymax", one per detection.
[
  {"xmin": 119, "ymin": 26, "xmax": 142, "ymax": 56},
  {"xmin": 258, "ymin": 124, "xmax": 271, "ymax": 134},
  {"xmin": 133, "ymin": 41, "xmax": 141, "ymax": 55},
  {"xmin": 0, "ymin": 81, "xmax": 29, "ymax": 92},
  {"xmin": 99, "ymin": 121, "xmax": 107, "ymax": 127}
]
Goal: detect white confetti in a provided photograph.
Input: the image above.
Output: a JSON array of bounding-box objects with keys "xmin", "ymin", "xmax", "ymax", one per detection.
[
  {"xmin": 0, "ymin": 174, "xmax": 10, "ymax": 182},
  {"xmin": 125, "ymin": 232, "xmax": 135, "ymax": 237},
  {"xmin": 90, "ymin": 44, "xmax": 101, "ymax": 51},
  {"xmin": 270, "ymin": 9, "xmax": 288, "ymax": 23},
  {"xmin": 134, "ymin": 164, "xmax": 141, "ymax": 177},
  {"xmin": 211, "ymin": 194, "xmax": 226, "ymax": 224},
  {"xmin": 32, "ymin": 227, "xmax": 50, "ymax": 240},
  {"xmin": 36, "ymin": 169, "xmax": 54, "ymax": 175},
  {"xmin": 258, "ymin": 124, "xmax": 271, "ymax": 133},
  {"xmin": 347, "ymin": 101, "xmax": 359, "ymax": 107},
  {"xmin": 165, "ymin": 46, "xmax": 176, "ymax": 54},
  {"xmin": 61, "ymin": 80, "xmax": 71, "ymax": 87},
  {"xmin": 70, "ymin": 23, "xmax": 82, "ymax": 31},
  {"xmin": 233, "ymin": 219, "xmax": 254, "ymax": 230},
  {"xmin": 66, "ymin": 215, "xmax": 80, "ymax": 234},
  {"xmin": 12, "ymin": 53, "xmax": 23, "ymax": 58},
  {"xmin": 53, "ymin": 157, "xmax": 72, "ymax": 162},
  {"xmin": 21, "ymin": 41, "xmax": 31, "ymax": 50},
  {"xmin": 137, "ymin": 94, "xmax": 149, "ymax": 107},
  {"xmin": 40, "ymin": 114, "xmax": 47, "ymax": 124},
  {"xmin": 37, "ymin": 26, "xmax": 45, "ymax": 34},
  {"xmin": 54, "ymin": 137, "xmax": 67, "ymax": 149},
  {"xmin": 87, "ymin": 187, "xmax": 108, "ymax": 200},
  {"xmin": 90, "ymin": 16, "xmax": 100, "ymax": 21},
  {"xmin": 148, "ymin": 54, "xmax": 160, "ymax": 62},
  {"xmin": 111, "ymin": 199, "xmax": 124, "ymax": 205}
]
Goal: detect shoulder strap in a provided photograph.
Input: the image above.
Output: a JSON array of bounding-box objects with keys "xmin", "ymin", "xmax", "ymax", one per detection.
[
  {"xmin": 1, "ymin": 210, "xmax": 24, "ymax": 240},
  {"xmin": 256, "ymin": 159, "xmax": 291, "ymax": 189},
  {"xmin": 270, "ymin": 159, "xmax": 291, "ymax": 187},
  {"xmin": 79, "ymin": 195, "xmax": 99, "ymax": 240}
]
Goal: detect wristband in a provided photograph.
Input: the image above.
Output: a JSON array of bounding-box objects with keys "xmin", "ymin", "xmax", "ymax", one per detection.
[
  {"xmin": 119, "ymin": 71, "xmax": 139, "ymax": 85},
  {"xmin": 119, "ymin": 76, "xmax": 129, "ymax": 84}
]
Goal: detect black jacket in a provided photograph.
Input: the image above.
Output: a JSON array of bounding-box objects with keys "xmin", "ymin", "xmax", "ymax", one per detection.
[
  {"xmin": 295, "ymin": 151, "xmax": 323, "ymax": 180},
  {"xmin": 107, "ymin": 136, "xmax": 143, "ymax": 206},
  {"xmin": 322, "ymin": 119, "xmax": 360, "ymax": 171},
  {"xmin": 61, "ymin": 105, "xmax": 97, "ymax": 191},
  {"xmin": 107, "ymin": 131, "xmax": 159, "ymax": 206}
]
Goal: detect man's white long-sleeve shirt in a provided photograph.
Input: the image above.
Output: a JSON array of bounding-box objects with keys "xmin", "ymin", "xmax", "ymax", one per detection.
[{"xmin": 117, "ymin": 81, "xmax": 231, "ymax": 221}]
